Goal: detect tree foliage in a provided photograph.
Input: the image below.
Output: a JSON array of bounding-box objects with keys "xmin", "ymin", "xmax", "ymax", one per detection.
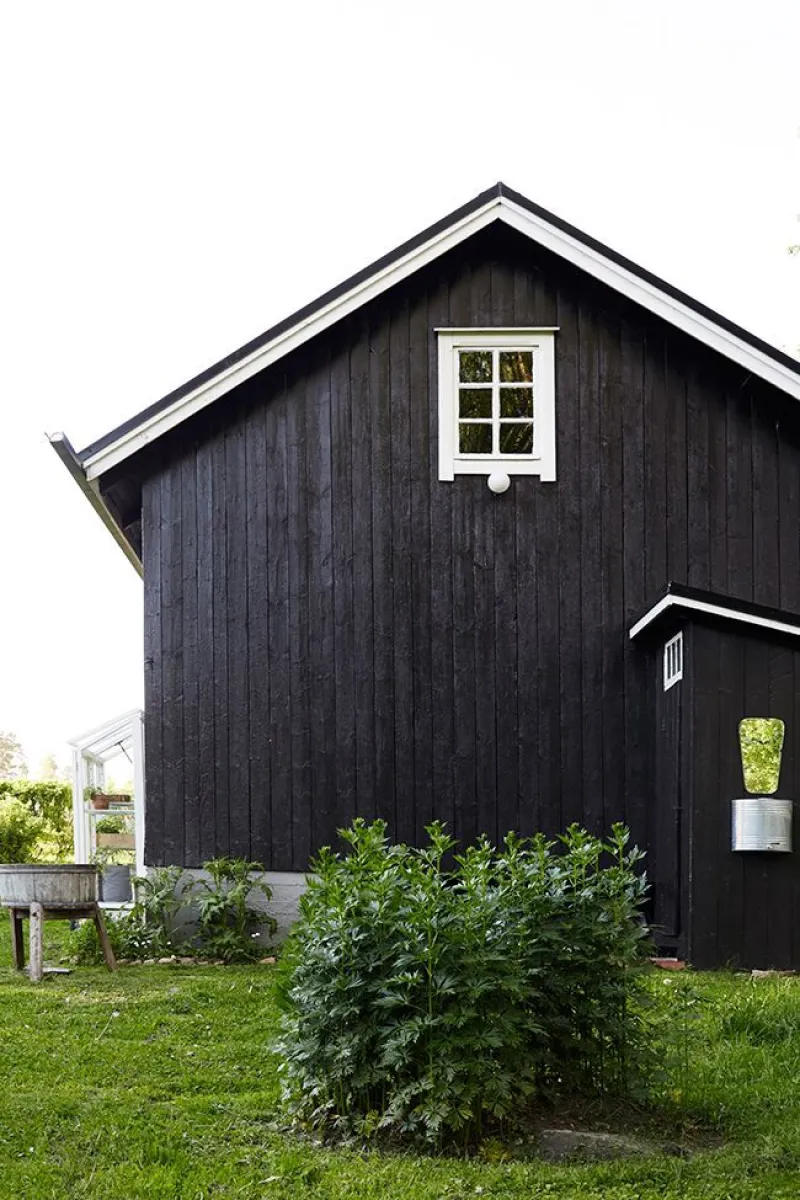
[{"xmin": 0, "ymin": 732, "xmax": 27, "ymax": 780}]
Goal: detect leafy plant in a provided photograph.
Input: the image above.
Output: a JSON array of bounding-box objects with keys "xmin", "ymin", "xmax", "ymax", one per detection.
[
  {"xmin": 189, "ymin": 857, "xmax": 276, "ymax": 962},
  {"xmin": 0, "ymin": 780, "xmax": 72, "ymax": 861},
  {"xmin": 131, "ymin": 865, "xmax": 188, "ymax": 955},
  {"xmin": 95, "ymin": 814, "xmax": 130, "ymax": 835},
  {"xmin": 0, "ymin": 796, "xmax": 45, "ymax": 862},
  {"xmin": 276, "ymin": 820, "xmax": 652, "ymax": 1149}
]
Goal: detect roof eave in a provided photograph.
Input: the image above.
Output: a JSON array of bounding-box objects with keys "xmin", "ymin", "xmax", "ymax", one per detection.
[
  {"xmin": 76, "ymin": 186, "xmax": 800, "ymax": 483},
  {"xmin": 48, "ymin": 433, "xmax": 143, "ymax": 577}
]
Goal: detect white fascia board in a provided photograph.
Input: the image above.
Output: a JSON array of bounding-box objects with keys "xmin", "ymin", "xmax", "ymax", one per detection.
[
  {"xmin": 68, "ymin": 708, "xmax": 143, "ymax": 750},
  {"xmin": 629, "ymin": 594, "xmax": 800, "ymax": 642},
  {"xmin": 82, "ymin": 199, "xmax": 506, "ymax": 480},
  {"xmin": 82, "ymin": 195, "xmax": 800, "ymax": 481},
  {"xmin": 497, "ymin": 200, "xmax": 800, "ymax": 404},
  {"xmin": 50, "ymin": 433, "xmax": 144, "ymax": 575}
]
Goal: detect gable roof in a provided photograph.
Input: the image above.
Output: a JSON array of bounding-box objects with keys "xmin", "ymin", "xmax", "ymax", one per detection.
[{"xmin": 50, "ymin": 181, "xmax": 800, "ymax": 572}]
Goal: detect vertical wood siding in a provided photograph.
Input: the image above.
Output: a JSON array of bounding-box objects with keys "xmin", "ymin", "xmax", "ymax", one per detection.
[
  {"xmin": 137, "ymin": 223, "xmax": 800, "ymax": 872},
  {"xmin": 688, "ymin": 624, "xmax": 800, "ymax": 969}
]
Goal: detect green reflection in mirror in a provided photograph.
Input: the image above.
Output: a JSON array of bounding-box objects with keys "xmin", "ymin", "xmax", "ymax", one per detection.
[{"xmin": 739, "ymin": 718, "xmax": 785, "ymax": 795}]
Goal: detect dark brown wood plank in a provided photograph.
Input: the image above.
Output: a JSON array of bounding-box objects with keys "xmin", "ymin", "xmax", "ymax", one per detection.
[
  {"xmin": 369, "ymin": 309, "xmax": 396, "ymax": 836},
  {"xmin": 389, "ymin": 296, "xmax": 415, "ymax": 846},
  {"xmin": 287, "ymin": 373, "xmax": 311, "ymax": 870},
  {"xmin": 142, "ymin": 477, "xmax": 164, "ymax": 865},
  {"xmin": 420, "ymin": 271, "xmax": 445, "ymax": 840},
  {"xmin": 245, "ymin": 403, "xmax": 271, "ymax": 865},
  {"xmin": 195, "ymin": 439, "xmax": 217, "ymax": 865},
  {"xmin": 226, "ymin": 421, "xmax": 251, "ymax": 859},
  {"xmin": 598, "ymin": 308, "xmax": 623, "ymax": 834},
  {"xmin": 620, "ymin": 319, "xmax": 649, "ymax": 849},
  {"xmin": 265, "ymin": 383, "xmax": 292, "ymax": 870},
  {"xmin": 330, "ymin": 338, "xmax": 357, "ymax": 836},
  {"xmin": 577, "ymin": 304, "xmax": 603, "ymax": 837},
  {"xmin": 350, "ymin": 316, "xmax": 375, "ymax": 826},
  {"xmin": 726, "ymin": 390, "xmax": 753, "ymax": 603},
  {"xmin": 161, "ymin": 462, "xmax": 185, "ymax": 865},
  {"xmin": 555, "ymin": 290, "xmax": 583, "ymax": 831},
  {"xmin": 306, "ymin": 352, "xmax": 337, "ymax": 855},
  {"xmin": 211, "ymin": 430, "xmax": 230, "ymax": 858},
  {"xmin": 180, "ymin": 449, "xmax": 200, "ymax": 867}
]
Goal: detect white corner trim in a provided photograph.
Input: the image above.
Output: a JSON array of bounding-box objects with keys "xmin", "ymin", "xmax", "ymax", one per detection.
[
  {"xmin": 82, "ymin": 194, "xmax": 800, "ymax": 481},
  {"xmin": 630, "ymin": 594, "xmax": 800, "ymax": 642}
]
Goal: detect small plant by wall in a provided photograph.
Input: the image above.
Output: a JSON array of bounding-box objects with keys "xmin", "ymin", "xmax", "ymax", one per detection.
[
  {"xmin": 66, "ymin": 858, "xmax": 276, "ymax": 964},
  {"xmin": 275, "ymin": 820, "xmax": 652, "ymax": 1150}
]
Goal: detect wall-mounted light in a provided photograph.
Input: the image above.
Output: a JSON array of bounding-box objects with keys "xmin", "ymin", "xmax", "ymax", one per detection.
[{"xmin": 487, "ymin": 471, "xmax": 510, "ymax": 494}]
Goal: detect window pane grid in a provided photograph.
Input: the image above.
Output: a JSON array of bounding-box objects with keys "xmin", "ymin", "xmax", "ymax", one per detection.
[{"xmin": 456, "ymin": 348, "xmax": 536, "ymax": 458}]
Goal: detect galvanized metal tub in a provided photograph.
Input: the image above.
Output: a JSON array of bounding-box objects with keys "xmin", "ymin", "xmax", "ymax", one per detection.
[
  {"xmin": 732, "ymin": 798, "xmax": 792, "ymax": 853},
  {"xmin": 0, "ymin": 865, "xmax": 98, "ymax": 906}
]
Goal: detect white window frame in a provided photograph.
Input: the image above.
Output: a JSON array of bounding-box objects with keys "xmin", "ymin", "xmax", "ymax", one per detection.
[
  {"xmin": 436, "ymin": 328, "xmax": 558, "ymax": 481},
  {"xmin": 663, "ymin": 632, "xmax": 683, "ymax": 691}
]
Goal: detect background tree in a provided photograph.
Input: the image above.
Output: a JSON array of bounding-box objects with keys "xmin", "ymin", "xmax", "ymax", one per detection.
[
  {"xmin": 38, "ymin": 752, "xmax": 61, "ymax": 781},
  {"xmin": 0, "ymin": 732, "xmax": 27, "ymax": 780}
]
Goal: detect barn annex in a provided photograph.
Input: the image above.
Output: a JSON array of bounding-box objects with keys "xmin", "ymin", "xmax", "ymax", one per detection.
[{"xmin": 52, "ymin": 183, "xmax": 800, "ymax": 969}]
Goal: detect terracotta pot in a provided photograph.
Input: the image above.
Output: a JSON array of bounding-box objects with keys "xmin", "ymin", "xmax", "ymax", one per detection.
[{"xmin": 91, "ymin": 793, "xmax": 130, "ymax": 810}]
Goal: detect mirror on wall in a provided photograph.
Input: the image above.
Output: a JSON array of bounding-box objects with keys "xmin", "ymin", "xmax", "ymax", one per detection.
[{"xmin": 739, "ymin": 718, "xmax": 785, "ymax": 795}]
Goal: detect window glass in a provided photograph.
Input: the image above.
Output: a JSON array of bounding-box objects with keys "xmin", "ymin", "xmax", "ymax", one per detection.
[
  {"xmin": 500, "ymin": 388, "xmax": 533, "ymax": 418},
  {"xmin": 459, "ymin": 351, "xmax": 493, "ymax": 383},
  {"xmin": 459, "ymin": 389, "xmax": 492, "ymax": 419},
  {"xmin": 459, "ymin": 424, "xmax": 493, "ymax": 454},
  {"xmin": 499, "ymin": 424, "xmax": 533, "ymax": 454},
  {"xmin": 499, "ymin": 351, "xmax": 533, "ymax": 382}
]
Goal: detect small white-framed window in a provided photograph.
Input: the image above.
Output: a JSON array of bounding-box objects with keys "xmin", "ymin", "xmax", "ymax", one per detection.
[
  {"xmin": 663, "ymin": 632, "xmax": 683, "ymax": 690},
  {"xmin": 436, "ymin": 329, "xmax": 558, "ymax": 481}
]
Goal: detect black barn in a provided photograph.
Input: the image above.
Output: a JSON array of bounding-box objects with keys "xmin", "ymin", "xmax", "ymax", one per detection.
[{"xmin": 53, "ymin": 183, "xmax": 800, "ymax": 968}]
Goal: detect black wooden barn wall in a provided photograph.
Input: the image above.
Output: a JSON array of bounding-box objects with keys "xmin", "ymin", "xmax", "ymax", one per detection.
[
  {"xmin": 126, "ymin": 222, "xmax": 800, "ymax": 871},
  {"xmin": 687, "ymin": 623, "xmax": 800, "ymax": 970}
]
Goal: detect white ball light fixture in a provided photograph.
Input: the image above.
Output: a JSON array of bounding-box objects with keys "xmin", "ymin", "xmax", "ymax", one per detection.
[{"xmin": 487, "ymin": 471, "xmax": 511, "ymax": 494}]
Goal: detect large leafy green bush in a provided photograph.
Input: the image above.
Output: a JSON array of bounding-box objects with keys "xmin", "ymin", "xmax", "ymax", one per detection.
[
  {"xmin": 276, "ymin": 820, "xmax": 651, "ymax": 1148},
  {"xmin": 0, "ymin": 796, "xmax": 46, "ymax": 862},
  {"xmin": 0, "ymin": 780, "xmax": 72, "ymax": 860}
]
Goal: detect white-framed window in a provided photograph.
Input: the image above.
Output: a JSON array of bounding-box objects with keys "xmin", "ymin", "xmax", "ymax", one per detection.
[
  {"xmin": 663, "ymin": 632, "xmax": 683, "ymax": 690},
  {"xmin": 436, "ymin": 328, "xmax": 557, "ymax": 481}
]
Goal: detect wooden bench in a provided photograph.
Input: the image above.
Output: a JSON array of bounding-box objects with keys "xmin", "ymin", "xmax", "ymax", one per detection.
[{"xmin": 9, "ymin": 902, "xmax": 116, "ymax": 982}]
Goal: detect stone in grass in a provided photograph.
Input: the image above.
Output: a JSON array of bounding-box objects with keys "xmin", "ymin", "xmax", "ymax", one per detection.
[
  {"xmin": 537, "ymin": 1129, "xmax": 660, "ymax": 1163},
  {"xmin": 751, "ymin": 969, "xmax": 796, "ymax": 978},
  {"xmin": 259, "ymin": 956, "xmax": 277, "ymax": 965}
]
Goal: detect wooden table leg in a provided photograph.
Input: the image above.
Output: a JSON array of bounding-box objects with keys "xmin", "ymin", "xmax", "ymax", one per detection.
[
  {"xmin": 9, "ymin": 908, "xmax": 25, "ymax": 971},
  {"xmin": 92, "ymin": 907, "xmax": 117, "ymax": 973},
  {"xmin": 28, "ymin": 903, "xmax": 43, "ymax": 984}
]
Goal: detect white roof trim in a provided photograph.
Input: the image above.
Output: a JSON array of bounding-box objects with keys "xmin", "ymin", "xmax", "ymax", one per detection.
[
  {"xmin": 82, "ymin": 194, "xmax": 800, "ymax": 481},
  {"xmin": 629, "ymin": 594, "xmax": 800, "ymax": 642}
]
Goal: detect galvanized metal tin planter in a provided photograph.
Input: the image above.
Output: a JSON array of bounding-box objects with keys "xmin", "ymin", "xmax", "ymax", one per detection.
[
  {"xmin": 732, "ymin": 798, "xmax": 792, "ymax": 853},
  {"xmin": 0, "ymin": 864, "xmax": 98, "ymax": 906}
]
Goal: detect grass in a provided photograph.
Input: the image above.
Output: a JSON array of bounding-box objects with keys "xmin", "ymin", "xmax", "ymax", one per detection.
[{"xmin": 3, "ymin": 929, "xmax": 800, "ymax": 1199}]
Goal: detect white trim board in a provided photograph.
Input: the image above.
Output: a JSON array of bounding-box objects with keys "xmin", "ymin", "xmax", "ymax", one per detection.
[
  {"xmin": 79, "ymin": 193, "xmax": 800, "ymax": 482},
  {"xmin": 629, "ymin": 594, "xmax": 800, "ymax": 642}
]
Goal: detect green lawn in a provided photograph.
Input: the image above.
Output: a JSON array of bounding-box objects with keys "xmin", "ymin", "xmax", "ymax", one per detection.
[{"xmin": 2, "ymin": 928, "xmax": 800, "ymax": 1199}]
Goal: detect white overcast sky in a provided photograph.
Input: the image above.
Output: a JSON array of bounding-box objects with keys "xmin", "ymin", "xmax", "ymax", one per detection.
[{"xmin": 1, "ymin": 0, "xmax": 798, "ymax": 772}]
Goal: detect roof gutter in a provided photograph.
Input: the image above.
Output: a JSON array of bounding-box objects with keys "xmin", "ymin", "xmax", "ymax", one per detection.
[{"xmin": 48, "ymin": 433, "xmax": 143, "ymax": 578}]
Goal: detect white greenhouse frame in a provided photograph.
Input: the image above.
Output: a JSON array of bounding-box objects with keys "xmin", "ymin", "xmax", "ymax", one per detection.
[{"xmin": 69, "ymin": 709, "xmax": 145, "ymax": 880}]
